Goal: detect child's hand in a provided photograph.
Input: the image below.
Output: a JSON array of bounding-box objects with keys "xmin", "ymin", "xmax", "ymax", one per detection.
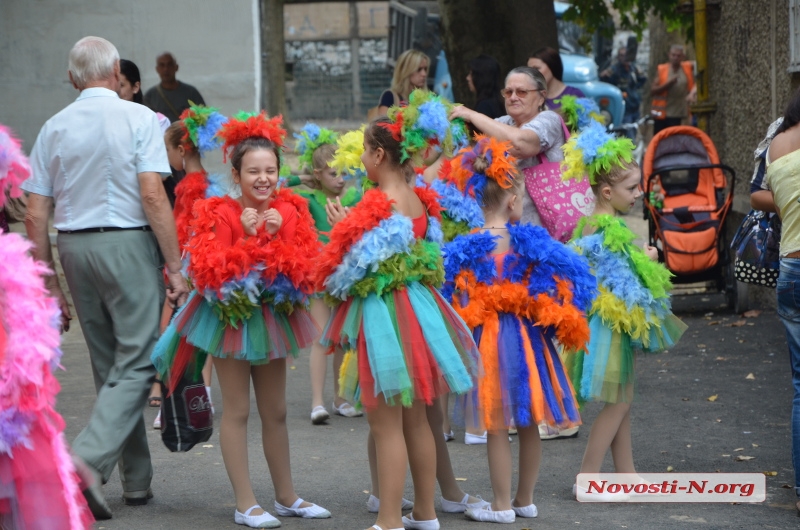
[
  {"xmin": 297, "ymin": 173, "xmax": 314, "ymax": 186},
  {"xmin": 643, "ymin": 243, "xmax": 659, "ymax": 261},
  {"xmin": 240, "ymin": 207, "xmax": 262, "ymax": 236},
  {"xmin": 263, "ymin": 208, "xmax": 283, "ymax": 235},
  {"xmin": 326, "ymin": 197, "xmax": 350, "ymax": 226}
]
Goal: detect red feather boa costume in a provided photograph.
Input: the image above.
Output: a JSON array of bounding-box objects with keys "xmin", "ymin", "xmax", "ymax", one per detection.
[
  {"xmin": 173, "ymin": 170, "xmax": 208, "ymax": 249},
  {"xmin": 188, "ymin": 189, "xmax": 320, "ymax": 298},
  {"xmin": 313, "ymin": 186, "xmax": 442, "ymax": 292}
]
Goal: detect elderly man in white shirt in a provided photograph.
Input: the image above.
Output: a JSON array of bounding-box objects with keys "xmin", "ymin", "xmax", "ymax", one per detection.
[{"xmin": 22, "ymin": 36, "xmax": 189, "ymax": 520}]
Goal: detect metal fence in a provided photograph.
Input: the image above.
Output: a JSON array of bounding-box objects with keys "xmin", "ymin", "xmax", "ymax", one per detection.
[{"xmin": 287, "ymin": 66, "xmax": 392, "ymax": 121}]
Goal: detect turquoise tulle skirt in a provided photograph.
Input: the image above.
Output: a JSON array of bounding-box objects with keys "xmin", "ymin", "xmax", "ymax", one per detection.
[
  {"xmin": 152, "ymin": 291, "xmax": 318, "ymax": 378},
  {"xmin": 323, "ymin": 282, "xmax": 480, "ymax": 411},
  {"xmin": 566, "ymin": 313, "xmax": 687, "ymax": 404}
]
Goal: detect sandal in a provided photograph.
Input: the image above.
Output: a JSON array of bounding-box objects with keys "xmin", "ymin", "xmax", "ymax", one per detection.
[{"xmin": 333, "ymin": 401, "xmax": 363, "ymax": 418}]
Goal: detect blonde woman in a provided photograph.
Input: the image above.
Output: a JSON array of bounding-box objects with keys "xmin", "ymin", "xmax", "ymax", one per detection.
[{"xmin": 377, "ymin": 49, "xmax": 430, "ymax": 115}]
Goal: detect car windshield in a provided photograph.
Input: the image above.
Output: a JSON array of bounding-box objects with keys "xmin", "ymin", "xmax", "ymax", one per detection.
[{"xmin": 557, "ymin": 19, "xmax": 586, "ymax": 55}]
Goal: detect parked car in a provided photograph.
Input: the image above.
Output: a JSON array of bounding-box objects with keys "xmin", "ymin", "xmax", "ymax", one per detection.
[{"xmin": 555, "ymin": 1, "xmax": 625, "ymax": 126}]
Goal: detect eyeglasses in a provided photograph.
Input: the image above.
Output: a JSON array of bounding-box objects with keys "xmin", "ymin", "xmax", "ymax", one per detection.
[{"xmin": 500, "ymin": 87, "xmax": 541, "ymax": 99}]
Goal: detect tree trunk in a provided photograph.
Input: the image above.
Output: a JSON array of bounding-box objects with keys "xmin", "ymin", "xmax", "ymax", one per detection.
[
  {"xmin": 437, "ymin": 0, "xmax": 558, "ymax": 107},
  {"xmin": 261, "ymin": 0, "xmax": 291, "ymax": 123}
]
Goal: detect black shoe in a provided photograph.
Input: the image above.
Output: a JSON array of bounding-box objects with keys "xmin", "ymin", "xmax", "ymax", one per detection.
[
  {"xmin": 73, "ymin": 456, "xmax": 112, "ymax": 519},
  {"xmin": 123, "ymin": 488, "xmax": 154, "ymax": 506}
]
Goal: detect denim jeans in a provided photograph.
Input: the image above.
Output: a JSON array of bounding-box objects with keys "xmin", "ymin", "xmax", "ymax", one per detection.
[{"xmin": 777, "ymin": 258, "xmax": 800, "ymax": 497}]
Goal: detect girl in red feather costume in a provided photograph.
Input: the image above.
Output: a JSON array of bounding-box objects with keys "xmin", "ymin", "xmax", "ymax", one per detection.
[{"xmin": 151, "ymin": 112, "xmax": 330, "ymax": 528}]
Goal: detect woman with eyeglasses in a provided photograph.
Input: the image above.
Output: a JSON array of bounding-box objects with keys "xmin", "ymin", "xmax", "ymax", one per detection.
[{"xmin": 450, "ymin": 66, "xmax": 567, "ymax": 227}]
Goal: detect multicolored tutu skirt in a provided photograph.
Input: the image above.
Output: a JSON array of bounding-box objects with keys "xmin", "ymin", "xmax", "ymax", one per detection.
[
  {"xmin": 152, "ymin": 291, "xmax": 318, "ymax": 376},
  {"xmin": 469, "ymin": 312, "xmax": 581, "ymax": 431},
  {"xmin": 323, "ymin": 282, "xmax": 480, "ymax": 411},
  {"xmin": 567, "ymin": 313, "xmax": 687, "ymax": 403}
]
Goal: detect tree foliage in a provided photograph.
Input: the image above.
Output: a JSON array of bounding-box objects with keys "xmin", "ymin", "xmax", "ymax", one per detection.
[{"xmin": 563, "ymin": 0, "xmax": 692, "ymax": 39}]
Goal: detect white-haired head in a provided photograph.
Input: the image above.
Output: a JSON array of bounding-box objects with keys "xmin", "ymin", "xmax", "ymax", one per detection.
[{"xmin": 68, "ymin": 36, "xmax": 120, "ymax": 89}]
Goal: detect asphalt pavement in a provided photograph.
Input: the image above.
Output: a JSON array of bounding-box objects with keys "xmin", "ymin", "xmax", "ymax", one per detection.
[{"xmin": 38, "ymin": 212, "xmax": 800, "ymax": 530}]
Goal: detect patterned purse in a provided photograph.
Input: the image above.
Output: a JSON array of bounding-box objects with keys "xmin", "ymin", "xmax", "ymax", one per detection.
[
  {"xmin": 731, "ymin": 209, "xmax": 781, "ymax": 287},
  {"xmin": 523, "ymin": 117, "xmax": 595, "ymax": 242}
]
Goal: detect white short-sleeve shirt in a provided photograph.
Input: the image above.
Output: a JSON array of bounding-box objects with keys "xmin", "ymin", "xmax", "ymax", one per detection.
[{"xmin": 22, "ymin": 87, "xmax": 171, "ymax": 231}]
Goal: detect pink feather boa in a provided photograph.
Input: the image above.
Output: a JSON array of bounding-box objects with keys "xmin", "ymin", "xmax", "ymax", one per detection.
[
  {"xmin": 0, "ymin": 125, "xmax": 30, "ymax": 208},
  {"xmin": 0, "ymin": 233, "xmax": 91, "ymax": 529}
]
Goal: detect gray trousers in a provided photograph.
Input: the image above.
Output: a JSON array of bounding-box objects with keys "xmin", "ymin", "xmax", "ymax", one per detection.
[{"xmin": 58, "ymin": 230, "xmax": 165, "ymax": 493}]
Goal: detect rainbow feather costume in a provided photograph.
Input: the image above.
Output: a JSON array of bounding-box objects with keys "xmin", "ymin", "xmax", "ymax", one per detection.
[
  {"xmin": 315, "ymin": 187, "xmax": 479, "ymax": 411},
  {"xmin": 567, "ymin": 215, "xmax": 687, "ymax": 403},
  {"xmin": 152, "ymin": 192, "xmax": 321, "ymax": 391},
  {"xmin": 443, "ymin": 224, "xmax": 596, "ymax": 430}
]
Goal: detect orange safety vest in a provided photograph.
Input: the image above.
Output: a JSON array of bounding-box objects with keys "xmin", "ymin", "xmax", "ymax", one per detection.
[{"xmin": 651, "ymin": 62, "xmax": 695, "ymax": 120}]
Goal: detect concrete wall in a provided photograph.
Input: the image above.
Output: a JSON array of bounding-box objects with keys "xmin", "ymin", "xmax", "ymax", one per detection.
[
  {"xmin": 0, "ymin": 0, "xmax": 259, "ymax": 160},
  {"xmin": 706, "ymin": 0, "xmax": 795, "ymax": 308}
]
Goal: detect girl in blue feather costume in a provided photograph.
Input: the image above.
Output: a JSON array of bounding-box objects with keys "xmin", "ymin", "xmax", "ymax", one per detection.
[
  {"xmin": 563, "ymin": 124, "xmax": 687, "ymax": 498},
  {"xmin": 443, "ymin": 137, "xmax": 595, "ymax": 523}
]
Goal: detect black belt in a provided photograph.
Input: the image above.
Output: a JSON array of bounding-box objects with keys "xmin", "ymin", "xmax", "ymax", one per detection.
[{"xmin": 58, "ymin": 225, "xmax": 152, "ymax": 234}]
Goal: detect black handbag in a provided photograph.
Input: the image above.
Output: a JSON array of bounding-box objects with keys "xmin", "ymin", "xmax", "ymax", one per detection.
[
  {"xmin": 730, "ymin": 209, "xmax": 781, "ymax": 288},
  {"xmin": 160, "ymin": 373, "xmax": 212, "ymax": 452}
]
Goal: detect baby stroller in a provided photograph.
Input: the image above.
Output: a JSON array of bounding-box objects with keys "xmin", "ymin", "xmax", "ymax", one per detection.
[{"xmin": 641, "ymin": 126, "xmax": 740, "ymax": 310}]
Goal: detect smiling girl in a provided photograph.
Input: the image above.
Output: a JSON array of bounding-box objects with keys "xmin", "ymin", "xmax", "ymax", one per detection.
[{"xmin": 151, "ymin": 112, "xmax": 329, "ymax": 528}]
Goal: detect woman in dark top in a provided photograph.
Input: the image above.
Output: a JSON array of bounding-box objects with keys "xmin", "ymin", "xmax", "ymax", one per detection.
[
  {"xmin": 376, "ymin": 49, "xmax": 430, "ymax": 116},
  {"xmin": 528, "ymin": 47, "xmax": 585, "ymax": 111},
  {"xmin": 467, "ymin": 55, "xmax": 504, "ymax": 119}
]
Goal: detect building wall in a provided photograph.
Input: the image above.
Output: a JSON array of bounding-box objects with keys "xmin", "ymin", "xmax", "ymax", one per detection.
[
  {"xmin": 0, "ymin": 0, "xmax": 259, "ymax": 157},
  {"xmin": 706, "ymin": 0, "xmax": 795, "ymax": 307},
  {"xmin": 707, "ymin": 0, "xmax": 793, "ymax": 212}
]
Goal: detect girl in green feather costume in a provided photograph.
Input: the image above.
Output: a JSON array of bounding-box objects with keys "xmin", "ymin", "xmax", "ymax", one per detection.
[{"xmin": 564, "ymin": 125, "xmax": 686, "ymax": 499}]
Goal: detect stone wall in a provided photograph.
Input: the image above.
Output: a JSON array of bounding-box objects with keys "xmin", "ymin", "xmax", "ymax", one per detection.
[
  {"xmin": 286, "ymin": 38, "xmax": 391, "ymax": 120},
  {"xmin": 706, "ymin": 0, "xmax": 795, "ymax": 308}
]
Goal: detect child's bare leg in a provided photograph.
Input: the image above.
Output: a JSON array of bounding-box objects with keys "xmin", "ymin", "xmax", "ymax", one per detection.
[
  {"xmin": 610, "ymin": 407, "xmax": 635, "ymax": 473},
  {"xmin": 513, "ymin": 424, "xmax": 541, "ymax": 508},
  {"xmin": 426, "ymin": 396, "xmax": 478, "ymax": 503},
  {"xmin": 332, "ymin": 348, "xmax": 347, "ymax": 408},
  {"xmin": 202, "ymin": 355, "xmax": 213, "ymax": 388},
  {"xmin": 580, "ymin": 401, "xmax": 631, "ymax": 474},
  {"xmin": 465, "ymin": 395, "xmax": 485, "ymax": 436},
  {"xmin": 486, "ymin": 431, "xmax": 513, "ymax": 511},
  {"xmin": 404, "ymin": 402, "xmax": 437, "ymax": 521},
  {"xmin": 213, "ymin": 356, "xmax": 260, "ymax": 514},
  {"xmin": 368, "ymin": 399, "xmax": 407, "ymax": 530},
  {"xmin": 309, "ymin": 298, "xmax": 331, "ymax": 410},
  {"xmin": 252, "ymin": 359, "xmax": 314, "ymax": 509},
  {"xmin": 368, "ymin": 430, "xmax": 379, "ymax": 497},
  {"xmin": 441, "ymin": 393, "xmax": 451, "ymax": 435}
]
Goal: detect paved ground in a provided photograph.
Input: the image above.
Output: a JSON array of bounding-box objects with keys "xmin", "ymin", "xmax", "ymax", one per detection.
[{"xmin": 24, "ymin": 208, "xmax": 800, "ymax": 530}]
